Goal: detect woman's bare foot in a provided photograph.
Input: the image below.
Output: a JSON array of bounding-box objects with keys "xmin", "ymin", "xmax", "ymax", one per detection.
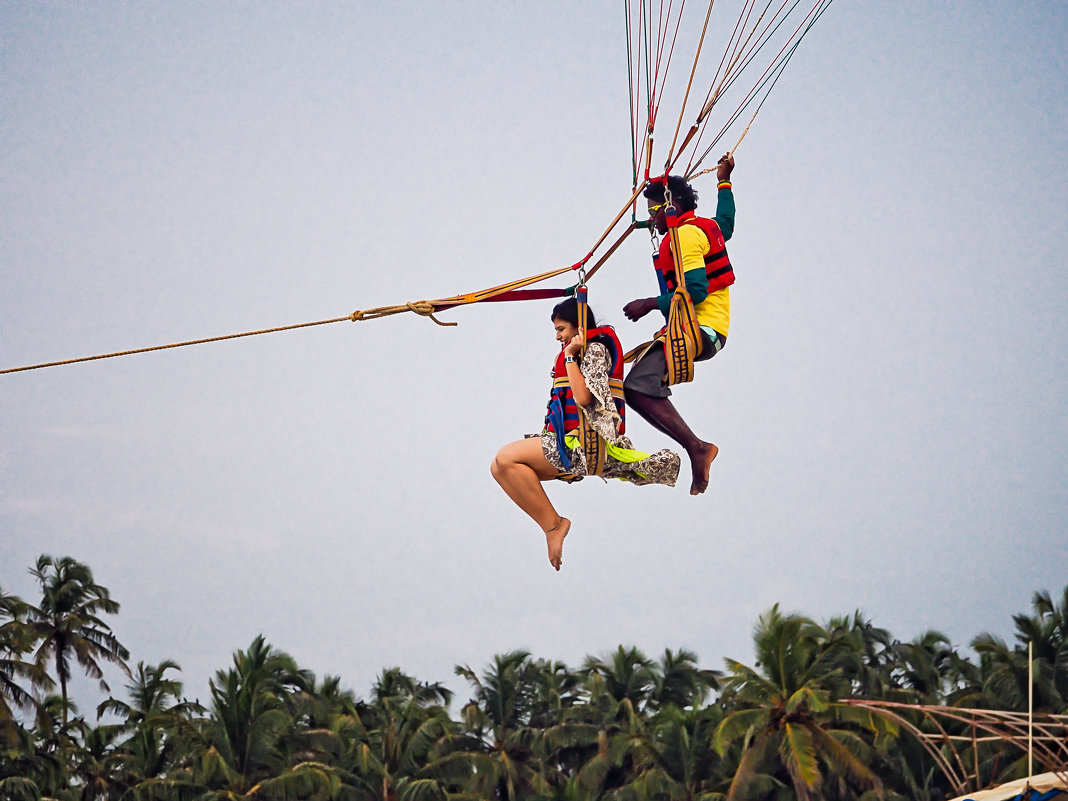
[
  {"xmin": 689, "ymin": 442, "xmax": 718, "ymax": 495},
  {"xmin": 545, "ymin": 517, "xmax": 571, "ymax": 571}
]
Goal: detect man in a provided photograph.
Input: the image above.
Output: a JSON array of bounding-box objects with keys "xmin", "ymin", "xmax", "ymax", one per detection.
[{"xmin": 622, "ymin": 154, "xmax": 735, "ymax": 495}]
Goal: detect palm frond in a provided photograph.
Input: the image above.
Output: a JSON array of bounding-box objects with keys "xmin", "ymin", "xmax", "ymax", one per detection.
[
  {"xmin": 0, "ymin": 777, "xmax": 42, "ymax": 801},
  {"xmin": 713, "ymin": 709, "xmax": 765, "ymax": 754},
  {"xmin": 782, "ymin": 722, "xmax": 819, "ymax": 790},
  {"xmin": 397, "ymin": 778, "xmax": 448, "ymax": 801}
]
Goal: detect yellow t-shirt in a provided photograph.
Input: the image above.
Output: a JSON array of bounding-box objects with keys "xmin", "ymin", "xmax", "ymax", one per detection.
[{"xmin": 675, "ymin": 224, "xmax": 730, "ymax": 338}]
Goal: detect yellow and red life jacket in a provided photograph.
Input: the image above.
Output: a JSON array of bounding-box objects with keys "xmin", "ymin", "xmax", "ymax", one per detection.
[{"xmin": 654, "ymin": 211, "xmax": 734, "ymax": 295}]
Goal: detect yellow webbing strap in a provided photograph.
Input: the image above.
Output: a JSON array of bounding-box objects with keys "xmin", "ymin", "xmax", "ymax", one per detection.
[
  {"xmin": 620, "ymin": 293, "xmax": 701, "ymax": 386},
  {"xmin": 623, "ymin": 340, "xmax": 656, "ymax": 364},
  {"xmin": 575, "ymin": 288, "xmax": 607, "ymax": 476},
  {"xmin": 663, "ymin": 218, "xmax": 703, "ymax": 385},
  {"xmin": 577, "ymin": 416, "xmax": 606, "ymax": 477},
  {"xmin": 664, "ymin": 285, "xmax": 702, "ymax": 385},
  {"xmin": 622, "ymin": 223, "xmax": 704, "ymax": 384}
]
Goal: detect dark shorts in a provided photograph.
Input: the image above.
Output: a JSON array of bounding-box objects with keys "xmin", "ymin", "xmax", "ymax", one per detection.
[{"xmin": 623, "ymin": 328, "xmax": 724, "ymax": 398}]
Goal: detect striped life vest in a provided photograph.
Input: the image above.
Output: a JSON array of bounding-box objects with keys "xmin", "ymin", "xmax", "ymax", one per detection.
[
  {"xmin": 544, "ymin": 327, "xmax": 626, "ymax": 469},
  {"xmin": 654, "ymin": 211, "xmax": 734, "ymax": 296}
]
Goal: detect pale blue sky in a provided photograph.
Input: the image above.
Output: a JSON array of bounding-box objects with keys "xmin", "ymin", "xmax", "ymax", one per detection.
[{"xmin": 2, "ymin": 2, "xmax": 1066, "ymax": 710}]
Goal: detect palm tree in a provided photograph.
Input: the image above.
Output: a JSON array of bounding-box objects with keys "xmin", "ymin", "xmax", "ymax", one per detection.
[
  {"xmin": 446, "ymin": 650, "xmax": 549, "ymax": 800},
  {"xmin": 714, "ymin": 605, "xmax": 890, "ymax": 801},
  {"xmin": 525, "ymin": 658, "xmax": 599, "ymax": 795},
  {"xmin": 354, "ymin": 666, "xmax": 455, "ymax": 801},
  {"xmin": 96, "ymin": 660, "xmax": 205, "ymax": 793},
  {"xmin": 527, "ymin": 658, "xmax": 584, "ymax": 730},
  {"xmin": 582, "ymin": 647, "xmax": 658, "ymax": 714},
  {"xmin": 886, "ymin": 631, "xmax": 956, "ymax": 703},
  {"xmin": 0, "ymin": 717, "xmax": 56, "ymax": 800},
  {"xmin": 566, "ymin": 649, "xmax": 724, "ymax": 800},
  {"xmin": 25, "ymin": 693, "xmax": 82, "ymax": 797},
  {"xmin": 963, "ymin": 585, "xmax": 1067, "ymax": 714},
  {"xmin": 1, "ymin": 586, "xmax": 52, "ymax": 743},
  {"xmin": 619, "ymin": 704, "xmax": 730, "ymax": 801},
  {"xmin": 151, "ymin": 636, "xmax": 350, "ymax": 801},
  {"xmin": 191, "ymin": 635, "xmax": 314, "ymax": 795},
  {"xmin": 69, "ymin": 722, "xmax": 125, "ymax": 801},
  {"xmin": 820, "ymin": 612, "xmax": 895, "ymax": 699},
  {"xmin": 272, "ymin": 673, "xmax": 384, "ymax": 800},
  {"xmin": 967, "ymin": 632, "xmax": 1032, "ymax": 713},
  {"xmin": 23, "ymin": 555, "xmax": 129, "ymax": 725},
  {"xmin": 570, "ymin": 648, "xmax": 662, "ymax": 800},
  {"xmin": 1010, "ymin": 586, "xmax": 1068, "ymax": 710},
  {"xmin": 649, "ymin": 648, "xmax": 721, "ymax": 712}
]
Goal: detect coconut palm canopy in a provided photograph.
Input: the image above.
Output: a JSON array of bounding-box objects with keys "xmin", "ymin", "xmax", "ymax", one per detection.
[{"xmin": 3, "ymin": 555, "xmax": 1068, "ymax": 800}]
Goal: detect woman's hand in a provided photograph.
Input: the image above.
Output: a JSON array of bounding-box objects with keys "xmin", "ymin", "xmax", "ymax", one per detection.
[{"xmin": 565, "ymin": 336, "xmax": 594, "ymax": 407}]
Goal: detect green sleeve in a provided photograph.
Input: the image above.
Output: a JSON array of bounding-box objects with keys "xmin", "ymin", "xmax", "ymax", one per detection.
[
  {"xmin": 656, "ymin": 291, "xmax": 672, "ymax": 318},
  {"xmin": 656, "ymin": 266, "xmax": 709, "ymax": 317},
  {"xmin": 683, "ymin": 267, "xmax": 709, "ymax": 304},
  {"xmin": 714, "ymin": 185, "xmax": 735, "ymax": 241}
]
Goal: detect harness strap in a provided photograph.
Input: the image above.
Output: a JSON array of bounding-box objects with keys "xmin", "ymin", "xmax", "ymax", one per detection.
[
  {"xmin": 574, "ymin": 285, "xmax": 607, "ymax": 476},
  {"xmin": 546, "ymin": 396, "xmax": 573, "ymax": 471},
  {"xmin": 621, "ymin": 293, "xmax": 703, "ymax": 385},
  {"xmin": 662, "ymin": 208, "xmax": 704, "ymax": 385},
  {"xmin": 664, "ymin": 285, "xmax": 703, "ymax": 385}
]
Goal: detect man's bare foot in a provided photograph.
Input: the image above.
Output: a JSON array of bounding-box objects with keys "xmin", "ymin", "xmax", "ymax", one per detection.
[
  {"xmin": 545, "ymin": 517, "xmax": 571, "ymax": 571},
  {"xmin": 689, "ymin": 442, "xmax": 718, "ymax": 495}
]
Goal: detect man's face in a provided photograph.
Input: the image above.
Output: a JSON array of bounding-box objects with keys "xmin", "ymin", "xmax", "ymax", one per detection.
[{"xmin": 648, "ymin": 198, "xmax": 670, "ymax": 235}]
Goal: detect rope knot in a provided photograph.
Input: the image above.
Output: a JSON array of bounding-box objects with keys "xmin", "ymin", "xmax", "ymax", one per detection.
[
  {"xmin": 407, "ymin": 301, "xmax": 457, "ymax": 327},
  {"xmin": 349, "ymin": 301, "xmax": 455, "ymax": 326}
]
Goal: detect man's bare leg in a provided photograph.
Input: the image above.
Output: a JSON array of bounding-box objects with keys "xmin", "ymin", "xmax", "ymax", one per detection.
[
  {"xmin": 624, "ymin": 389, "xmax": 717, "ymax": 495},
  {"xmin": 491, "ymin": 438, "xmax": 571, "ymax": 570}
]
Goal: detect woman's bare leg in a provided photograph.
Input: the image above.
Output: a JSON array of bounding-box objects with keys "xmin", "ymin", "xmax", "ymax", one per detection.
[{"xmin": 491, "ymin": 438, "xmax": 572, "ymax": 571}]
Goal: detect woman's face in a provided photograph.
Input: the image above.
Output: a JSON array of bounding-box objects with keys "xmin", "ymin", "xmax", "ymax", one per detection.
[{"xmin": 553, "ymin": 317, "xmax": 578, "ymax": 346}]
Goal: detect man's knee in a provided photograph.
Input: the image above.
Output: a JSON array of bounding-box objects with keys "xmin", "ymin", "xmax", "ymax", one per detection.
[{"xmin": 624, "ymin": 384, "xmax": 654, "ymax": 406}]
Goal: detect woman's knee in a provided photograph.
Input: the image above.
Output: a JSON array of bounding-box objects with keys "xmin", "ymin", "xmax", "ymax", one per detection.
[
  {"xmin": 491, "ymin": 441, "xmax": 520, "ymax": 477},
  {"xmin": 490, "ymin": 450, "xmax": 506, "ymax": 480}
]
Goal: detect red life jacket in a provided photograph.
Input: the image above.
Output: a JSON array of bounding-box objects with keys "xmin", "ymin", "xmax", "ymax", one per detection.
[
  {"xmin": 544, "ymin": 327, "xmax": 626, "ymax": 436},
  {"xmin": 654, "ymin": 211, "xmax": 734, "ymax": 294}
]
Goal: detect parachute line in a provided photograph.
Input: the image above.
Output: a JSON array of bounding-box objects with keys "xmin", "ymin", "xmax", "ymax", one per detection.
[{"xmin": 627, "ymin": 0, "xmax": 837, "ymax": 180}]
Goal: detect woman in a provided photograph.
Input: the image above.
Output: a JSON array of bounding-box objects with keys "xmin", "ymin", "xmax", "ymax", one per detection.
[{"xmin": 491, "ymin": 299, "xmax": 680, "ymax": 571}]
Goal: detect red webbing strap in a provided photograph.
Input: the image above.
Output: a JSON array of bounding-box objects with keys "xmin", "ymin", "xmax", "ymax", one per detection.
[
  {"xmin": 430, "ymin": 258, "xmax": 585, "ymax": 309},
  {"xmin": 430, "ymin": 288, "xmax": 567, "ymax": 313}
]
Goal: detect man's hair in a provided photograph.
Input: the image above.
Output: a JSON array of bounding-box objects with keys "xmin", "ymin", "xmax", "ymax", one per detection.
[{"xmin": 643, "ymin": 175, "xmax": 698, "ymax": 212}]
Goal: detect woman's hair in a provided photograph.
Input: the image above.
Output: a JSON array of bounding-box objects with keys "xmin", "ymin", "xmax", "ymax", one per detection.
[
  {"xmin": 550, "ymin": 297, "xmax": 598, "ymax": 330},
  {"xmin": 643, "ymin": 175, "xmax": 698, "ymax": 213},
  {"xmin": 551, "ymin": 297, "xmax": 616, "ymax": 357}
]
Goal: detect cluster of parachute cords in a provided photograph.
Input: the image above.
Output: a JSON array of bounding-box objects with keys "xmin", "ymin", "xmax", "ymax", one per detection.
[{"xmin": 1, "ymin": 0, "xmax": 835, "ymax": 378}]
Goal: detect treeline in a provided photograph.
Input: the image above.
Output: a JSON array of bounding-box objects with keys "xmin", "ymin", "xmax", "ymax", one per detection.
[{"xmin": 1, "ymin": 555, "xmax": 1066, "ymax": 801}]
